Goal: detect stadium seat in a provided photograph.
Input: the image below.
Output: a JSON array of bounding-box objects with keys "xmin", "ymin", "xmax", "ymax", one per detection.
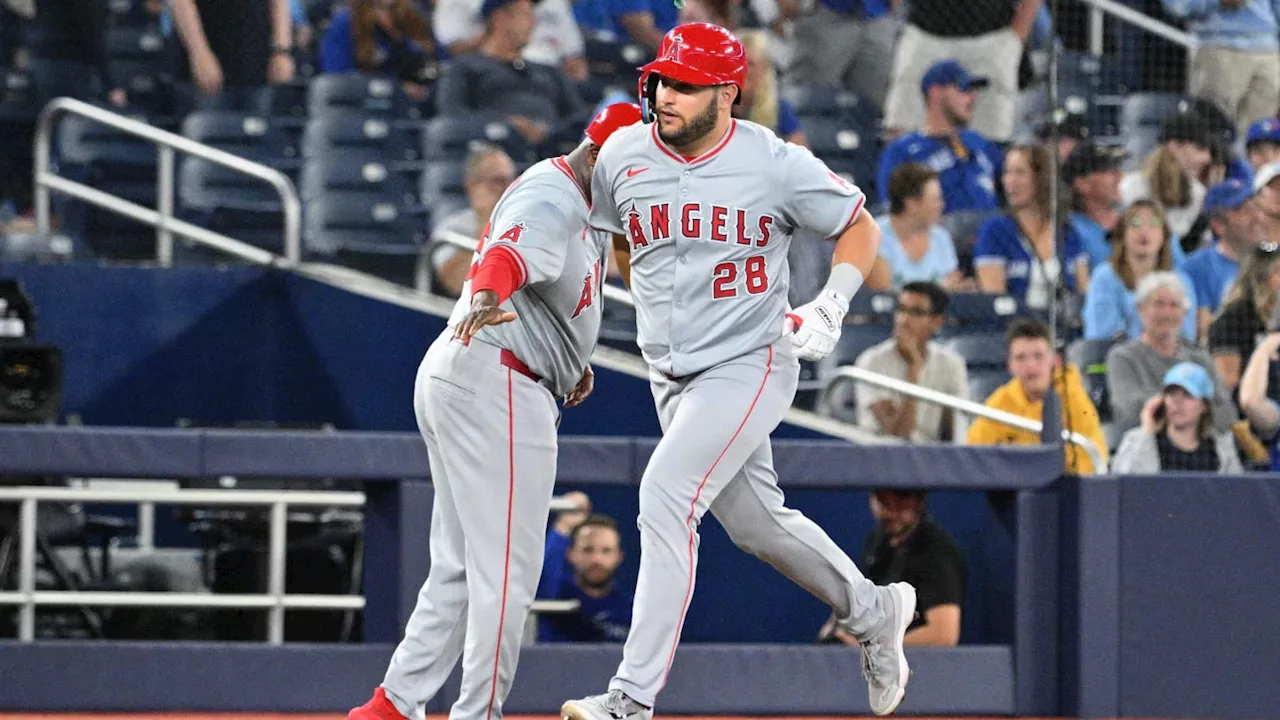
[
  {"xmin": 945, "ymin": 292, "xmax": 1023, "ymax": 331},
  {"xmin": 801, "ymin": 116, "xmax": 880, "ymax": 192},
  {"xmin": 784, "ymin": 85, "xmax": 880, "ymax": 126},
  {"xmin": 421, "ymin": 115, "xmax": 532, "ymax": 163},
  {"xmin": 105, "ymin": 26, "xmax": 166, "ymax": 66},
  {"xmin": 832, "ymin": 323, "xmax": 892, "ymax": 367},
  {"xmin": 582, "ymin": 36, "xmax": 646, "ymax": 81},
  {"xmin": 302, "ymin": 113, "xmax": 421, "ymax": 167},
  {"xmin": 1118, "ymin": 93, "xmax": 1183, "ymax": 133},
  {"xmin": 419, "ymin": 160, "xmax": 467, "ymax": 209},
  {"xmin": 181, "ymin": 111, "xmax": 299, "ymax": 165},
  {"xmin": 177, "ymin": 158, "xmax": 287, "ymax": 251},
  {"xmin": 300, "ymin": 150, "xmax": 414, "ymax": 207},
  {"xmin": 304, "ymin": 191, "xmax": 427, "ymax": 286},
  {"xmin": 968, "ymin": 368, "xmax": 1011, "ymax": 403},
  {"xmin": 307, "ymin": 73, "xmax": 420, "ymax": 120},
  {"xmin": 943, "ymin": 331, "xmax": 1009, "ymax": 370},
  {"xmin": 1065, "ymin": 337, "xmax": 1119, "ymax": 422},
  {"xmin": 847, "ymin": 289, "xmax": 897, "ymax": 324}
]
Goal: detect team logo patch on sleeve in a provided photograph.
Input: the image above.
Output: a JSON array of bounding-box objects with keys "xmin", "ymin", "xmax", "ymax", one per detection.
[
  {"xmin": 827, "ymin": 171, "xmax": 854, "ymax": 193},
  {"xmin": 497, "ymin": 222, "xmax": 526, "ymax": 243}
]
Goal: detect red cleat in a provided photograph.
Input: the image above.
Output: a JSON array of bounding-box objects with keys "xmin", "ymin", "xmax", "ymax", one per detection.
[{"xmin": 348, "ymin": 687, "xmax": 408, "ymax": 720}]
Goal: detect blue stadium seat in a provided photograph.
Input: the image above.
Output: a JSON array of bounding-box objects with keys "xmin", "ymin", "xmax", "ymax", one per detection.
[
  {"xmin": 110, "ymin": 60, "xmax": 171, "ymax": 116},
  {"xmin": 56, "ymin": 111, "xmax": 156, "ymax": 169},
  {"xmin": 178, "ymin": 158, "xmax": 286, "ymax": 250},
  {"xmin": 1118, "ymin": 92, "xmax": 1183, "ymax": 133},
  {"xmin": 307, "ymin": 73, "xmax": 421, "ymax": 120},
  {"xmin": 263, "ymin": 81, "xmax": 310, "ymax": 121},
  {"xmin": 300, "ymin": 150, "xmax": 415, "ymax": 208},
  {"xmin": 182, "ymin": 111, "xmax": 299, "ymax": 166},
  {"xmin": 943, "ymin": 331, "xmax": 1009, "ymax": 370},
  {"xmin": 420, "ymin": 160, "xmax": 466, "ymax": 209},
  {"xmin": 801, "ymin": 116, "xmax": 878, "ymax": 181},
  {"xmin": 832, "ymin": 323, "xmax": 892, "ymax": 367},
  {"xmin": 784, "ymin": 85, "xmax": 880, "ymax": 126},
  {"xmin": 582, "ymin": 36, "xmax": 646, "ymax": 81},
  {"xmin": 302, "ymin": 113, "xmax": 421, "ymax": 167},
  {"xmin": 1065, "ymin": 337, "xmax": 1119, "ymax": 422},
  {"xmin": 304, "ymin": 191, "xmax": 427, "ymax": 285},
  {"xmin": 105, "ymin": 27, "xmax": 166, "ymax": 65},
  {"xmin": 421, "ymin": 115, "xmax": 532, "ymax": 163},
  {"xmin": 847, "ymin": 288, "xmax": 897, "ymax": 324},
  {"xmin": 945, "ymin": 292, "xmax": 1023, "ymax": 331},
  {"xmin": 968, "ymin": 368, "xmax": 1011, "ymax": 403}
]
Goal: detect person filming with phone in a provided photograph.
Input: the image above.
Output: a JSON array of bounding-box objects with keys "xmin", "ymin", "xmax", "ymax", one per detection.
[{"xmin": 1111, "ymin": 362, "xmax": 1243, "ymax": 473}]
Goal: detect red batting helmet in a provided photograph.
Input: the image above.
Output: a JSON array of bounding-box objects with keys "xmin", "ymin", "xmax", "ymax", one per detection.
[
  {"xmin": 637, "ymin": 23, "xmax": 747, "ymax": 122},
  {"xmin": 584, "ymin": 102, "xmax": 644, "ymax": 146}
]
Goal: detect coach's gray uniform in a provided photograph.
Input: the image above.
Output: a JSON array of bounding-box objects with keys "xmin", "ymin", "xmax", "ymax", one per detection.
[
  {"xmin": 590, "ymin": 119, "xmax": 886, "ymax": 706},
  {"xmin": 383, "ymin": 156, "xmax": 609, "ymax": 720}
]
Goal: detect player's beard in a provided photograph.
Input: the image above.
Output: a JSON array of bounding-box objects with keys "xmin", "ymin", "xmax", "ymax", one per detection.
[{"xmin": 659, "ymin": 97, "xmax": 719, "ymax": 149}]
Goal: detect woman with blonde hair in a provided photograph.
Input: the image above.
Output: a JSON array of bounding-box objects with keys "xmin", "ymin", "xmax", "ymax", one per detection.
[
  {"xmin": 1207, "ymin": 242, "xmax": 1280, "ymax": 388},
  {"xmin": 1119, "ymin": 112, "xmax": 1213, "ymax": 245},
  {"xmin": 320, "ymin": 0, "xmax": 440, "ymax": 102},
  {"xmin": 1083, "ymin": 199, "xmax": 1198, "ymax": 341},
  {"xmin": 731, "ymin": 29, "xmax": 806, "ymax": 146}
]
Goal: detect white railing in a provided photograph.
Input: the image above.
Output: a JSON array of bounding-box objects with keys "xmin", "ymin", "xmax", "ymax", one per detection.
[
  {"xmin": 1076, "ymin": 0, "xmax": 1198, "ymax": 68},
  {"xmin": 33, "ymin": 97, "xmax": 303, "ymax": 266},
  {"xmin": 0, "ymin": 485, "xmax": 583, "ymax": 644},
  {"xmin": 831, "ymin": 366, "xmax": 1109, "ymax": 474}
]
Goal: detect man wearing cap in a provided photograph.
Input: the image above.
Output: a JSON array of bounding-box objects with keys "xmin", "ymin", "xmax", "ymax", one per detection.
[
  {"xmin": 1111, "ymin": 361, "xmax": 1244, "ymax": 473},
  {"xmin": 1245, "ymin": 117, "xmax": 1280, "ymax": 174},
  {"xmin": 877, "ymin": 59, "xmax": 1004, "ymax": 218},
  {"xmin": 1255, "ymin": 160, "xmax": 1280, "ymax": 243},
  {"xmin": 1038, "ymin": 110, "xmax": 1091, "ymax": 163},
  {"xmin": 1183, "ymin": 179, "xmax": 1261, "ymax": 334},
  {"xmin": 1063, "ymin": 141, "xmax": 1126, "ymax": 270},
  {"xmin": 436, "ymin": 0, "xmax": 584, "ymax": 147},
  {"xmin": 1161, "ymin": 0, "xmax": 1279, "ymax": 136},
  {"xmin": 883, "ymin": 0, "xmax": 1043, "ymax": 143}
]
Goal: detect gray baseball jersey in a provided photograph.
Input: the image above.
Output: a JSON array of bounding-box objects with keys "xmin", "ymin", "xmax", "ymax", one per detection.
[
  {"xmin": 589, "ymin": 119, "xmax": 866, "ymax": 377},
  {"xmin": 447, "ymin": 156, "xmax": 611, "ymax": 396}
]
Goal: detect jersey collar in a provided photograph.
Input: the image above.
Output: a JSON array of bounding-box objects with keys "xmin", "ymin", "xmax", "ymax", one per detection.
[
  {"xmin": 650, "ymin": 119, "xmax": 736, "ymax": 166},
  {"xmin": 552, "ymin": 155, "xmax": 590, "ymax": 208}
]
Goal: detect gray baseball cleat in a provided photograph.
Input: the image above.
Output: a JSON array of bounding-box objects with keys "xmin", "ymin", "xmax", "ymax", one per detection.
[
  {"xmin": 860, "ymin": 582, "xmax": 917, "ymax": 716},
  {"xmin": 561, "ymin": 689, "xmax": 653, "ymax": 720}
]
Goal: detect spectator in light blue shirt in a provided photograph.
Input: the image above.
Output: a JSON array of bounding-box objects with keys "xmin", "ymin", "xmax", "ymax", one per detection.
[
  {"xmin": 1183, "ymin": 178, "xmax": 1261, "ymax": 334},
  {"xmin": 867, "ymin": 162, "xmax": 965, "ymax": 291},
  {"xmin": 877, "ymin": 60, "xmax": 1005, "ymax": 216},
  {"xmin": 1161, "ymin": 0, "xmax": 1280, "ymax": 135},
  {"xmin": 1084, "ymin": 199, "xmax": 1200, "ymax": 341}
]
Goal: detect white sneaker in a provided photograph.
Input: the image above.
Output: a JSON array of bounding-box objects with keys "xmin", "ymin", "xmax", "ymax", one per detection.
[
  {"xmin": 860, "ymin": 582, "xmax": 917, "ymax": 715},
  {"xmin": 561, "ymin": 689, "xmax": 653, "ymax": 720}
]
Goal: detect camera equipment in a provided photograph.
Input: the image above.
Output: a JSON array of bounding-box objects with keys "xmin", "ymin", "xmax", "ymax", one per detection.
[{"xmin": 0, "ymin": 279, "xmax": 62, "ymax": 424}]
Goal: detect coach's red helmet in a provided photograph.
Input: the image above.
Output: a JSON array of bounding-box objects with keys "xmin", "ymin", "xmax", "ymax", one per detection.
[
  {"xmin": 637, "ymin": 23, "xmax": 747, "ymax": 122},
  {"xmin": 584, "ymin": 102, "xmax": 644, "ymax": 146}
]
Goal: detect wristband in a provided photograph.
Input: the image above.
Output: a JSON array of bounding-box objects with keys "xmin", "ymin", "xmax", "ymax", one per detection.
[{"xmin": 824, "ymin": 263, "xmax": 863, "ymax": 306}]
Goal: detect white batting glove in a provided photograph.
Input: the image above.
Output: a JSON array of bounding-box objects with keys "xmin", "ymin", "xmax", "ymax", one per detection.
[{"xmin": 784, "ymin": 288, "xmax": 849, "ymax": 361}]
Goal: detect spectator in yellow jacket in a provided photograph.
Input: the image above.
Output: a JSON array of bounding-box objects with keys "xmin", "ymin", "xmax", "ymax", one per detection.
[{"xmin": 967, "ymin": 318, "xmax": 1109, "ymax": 474}]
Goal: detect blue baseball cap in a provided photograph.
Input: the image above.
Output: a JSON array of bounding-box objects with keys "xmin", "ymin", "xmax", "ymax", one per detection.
[
  {"xmin": 920, "ymin": 60, "xmax": 989, "ymax": 96},
  {"xmin": 1246, "ymin": 117, "xmax": 1280, "ymax": 147},
  {"xmin": 1203, "ymin": 178, "xmax": 1253, "ymax": 215},
  {"xmin": 1162, "ymin": 362, "xmax": 1213, "ymax": 401}
]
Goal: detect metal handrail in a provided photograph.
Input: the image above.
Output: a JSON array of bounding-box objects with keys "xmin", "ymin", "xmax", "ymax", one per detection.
[
  {"xmin": 33, "ymin": 97, "xmax": 303, "ymax": 266},
  {"xmin": 0, "ymin": 485, "xmax": 584, "ymax": 644},
  {"xmin": 831, "ymin": 366, "xmax": 1109, "ymax": 474},
  {"xmin": 1076, "ymin": 0, "xmax": 1197, "ymax": 77}
]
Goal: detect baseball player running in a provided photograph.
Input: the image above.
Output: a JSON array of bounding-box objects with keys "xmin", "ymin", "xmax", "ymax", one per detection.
[
  {"xmin": 348, "ymin": 102, "xmax": 645, "ymax": 720},
  {"xmin": 560, "ymin": 24, "xmax": 916, "ymax": 720}
]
